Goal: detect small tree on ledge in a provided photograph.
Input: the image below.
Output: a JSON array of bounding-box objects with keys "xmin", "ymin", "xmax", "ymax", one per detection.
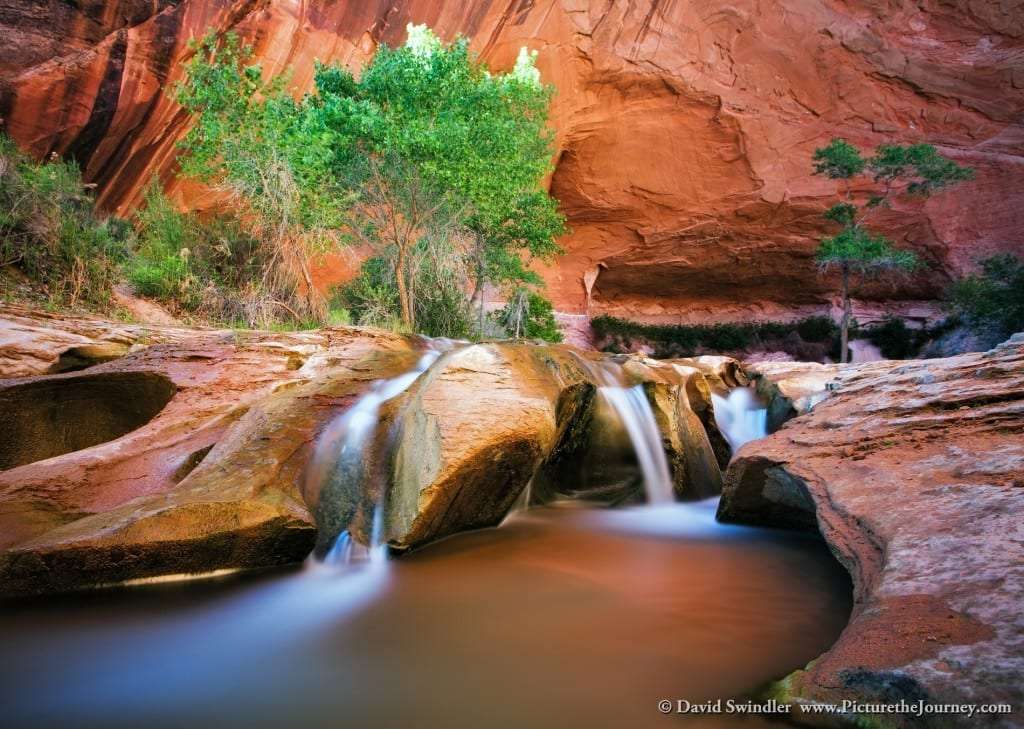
[{"xmin": 812, "ymin": 139, "xmax": 973, "ymax": 362}]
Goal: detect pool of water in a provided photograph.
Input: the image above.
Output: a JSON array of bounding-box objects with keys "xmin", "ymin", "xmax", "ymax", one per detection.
[{"xmin": 0, "ymin": 500, "xmax": 851, "ymax": 729}]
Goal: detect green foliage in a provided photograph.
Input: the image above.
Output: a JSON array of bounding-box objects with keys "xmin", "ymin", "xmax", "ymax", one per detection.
[
  {"xmin": 0, "ymin": 134, "xmax": 128, "ymax": 308},
  {"xmin": 870, "ymin": 143, "xmax": 974, "ymax": 196},
  {"xmin": 948, "ymin": 254, "xmax": 1024, "ymax": 345},
  {"xmin": 129, "ymin": 182, "xmax": 321, "ymax": 328},
  {"xmin": 494, "ymin": 288, "xmax": 562, "ymax": 342},
  {"xmin": 812, "ymin": 138, "xmax": 865, "ymax": 180},
  {"xmin": 591, "ymin": 315, "xmax": 838, "ymax": 358},
  {"xmin": 817, "ymin": 227, "xmax": 919, "ymax": 274},
  {"xmin": 176, "ymin": 32, "xmax": 347, "ymax": 323},
  {"xmin": 333, "ymin": 237, "xmax": 475, "ymax": 339},
  {"xmin": 795, "ymin": 316, "xmax": 838, "ymax": 342},
  {"xmin": 860, "ymin": 317, "xmax": 919, "ymax": 360},
  {"xmin": 310, "ymin": 26, "xmax": 565, "ymax": 327},
  {"xmin": 175, "ymin": 26, "xmax": 565, "ymax": 337},
  {"xmin": 811, "ymin": 138, "xmax": 971, "ymax": 361}
]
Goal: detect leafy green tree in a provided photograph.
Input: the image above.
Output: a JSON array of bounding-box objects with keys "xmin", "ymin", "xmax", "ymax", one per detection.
[
  {"xmin": 310, "ymin": 27, "xmax": 564, "ymax": 330},
  {"xmin": 175, "ymin": 27, "xmax": 564, "ymax": 334},
  {"xmin": 948, "ymin": 254, "xmax": 1024, "ymax": 346},
  {"xmin": 812, "ymin": 139, "xmax": 973, "ymax": 362}
]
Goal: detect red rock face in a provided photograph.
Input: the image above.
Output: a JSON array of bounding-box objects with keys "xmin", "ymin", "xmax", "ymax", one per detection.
[{"xmin": 1, "ymin": 1, "xmax": 1022, "ymax": 324}]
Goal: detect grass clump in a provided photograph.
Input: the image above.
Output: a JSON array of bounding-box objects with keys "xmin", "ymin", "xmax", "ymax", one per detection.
[{"xmin": 0, "ymin": 135, "xmax": 129, "ymax": 308}]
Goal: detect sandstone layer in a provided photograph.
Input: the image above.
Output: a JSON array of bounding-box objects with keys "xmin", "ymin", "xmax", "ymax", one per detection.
[
  {"xmin": 719, "ymin": 336, "xmax": 1024, "ymax": 728},
  {"xmin": 0, "ymin": 307, "xmax": 728, "ymax": 594},
  {"xmin": 2, "ymin": 1, "xmax": 1022, "ymax": 325}
]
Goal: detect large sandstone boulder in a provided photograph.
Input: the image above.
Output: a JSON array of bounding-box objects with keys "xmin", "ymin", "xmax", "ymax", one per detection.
[
  {"xmin": 0, "ymin": 306, "xmax": 421, "ymax": 594},
  {"xmin": 719, "ymin": 335, "xmax": 1024, "ymax": 727},
  {"xmin": 0, "ymin": 308, "xmax": 734, "ymax": 593}
]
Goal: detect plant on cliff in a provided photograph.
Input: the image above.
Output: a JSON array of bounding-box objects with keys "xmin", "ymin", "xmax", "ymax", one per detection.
[
  {"xmin": 812, "ymin": 139, "xmax": 973, "ymax": 362},
  {"xmin": 0, "ymin": 134, "xmax": 128, "ymax": 308},
  {"xmin": 948, "ymin": 253, "xmax": 1024, "ymax": 346}
]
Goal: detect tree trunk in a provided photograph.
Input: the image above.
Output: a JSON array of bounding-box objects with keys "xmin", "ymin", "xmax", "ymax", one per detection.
[
  {"xmin": 297, "ymin": 246, "xmax": 319, "ymax": 321},
  {"xmin": 840, "ymin": 264, "xmax": 851, "ymax": 364},
  {"xmin": 476, "ymin": 267, "xmax": 486, "ymax": 337},
  {"xmin": 395, "ymin": 246, "xmax": 414, "ymax": 330}
]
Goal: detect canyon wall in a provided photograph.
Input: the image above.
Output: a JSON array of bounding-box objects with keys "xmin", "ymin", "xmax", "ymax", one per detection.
[{"xmin": 1, "ymin": 0, "xmax": 1022, "ymax": 325}]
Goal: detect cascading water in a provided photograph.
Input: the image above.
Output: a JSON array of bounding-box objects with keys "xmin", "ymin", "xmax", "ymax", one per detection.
[
  {"xmin": 711, "ymin": 386, "xmax": 768, "ymax": 453},
  {"xmin": 307, "ymin": 347, "xmax": 444, "ymax": 567},
  {"xmin": 577, "ymin": 359, "xmax": 675, "ymax": 504}
]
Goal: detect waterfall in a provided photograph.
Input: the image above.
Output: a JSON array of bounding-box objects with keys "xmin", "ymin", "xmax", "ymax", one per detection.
[
  {"xmin": 309, "ymin": 347, "xmax": 444, "ymax": 567},
  {"xmin": 578, "ymin": 358, "xmax": 675, "ymax": 504},
  {"xmin": 711, "ymin": 386, "xmax": 768, "ymax": 453}
]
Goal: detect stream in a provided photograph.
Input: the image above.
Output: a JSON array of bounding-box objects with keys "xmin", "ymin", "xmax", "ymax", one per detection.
[
  {"xmin": 0, "ymin": 499, "xmax": 850, "ymax": 729},
  {"xmin": 0, "ymin": 369, "xmax": 853, "ymax": 729}
]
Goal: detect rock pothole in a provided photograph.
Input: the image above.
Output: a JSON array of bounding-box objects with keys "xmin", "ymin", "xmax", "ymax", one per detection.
[{"xmin": 0, "ymin": 371, "xmax": 177, "ymax": 470}]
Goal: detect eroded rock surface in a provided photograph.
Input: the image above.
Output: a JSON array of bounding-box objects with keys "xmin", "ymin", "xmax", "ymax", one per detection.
[
  {"xmin": 720, "ymin": 336, "xmax": 1024, "ymax": 727},
  {"xmin": 0, "ymin": 308, "xmax": 731, "ymax": 593},
  {"xmin": 0, "ymin": 306, "xmax": 419, "ymax": 594},
  {"xmin": 1, "ymin": 1, "xmax": 1021, "ymax": 323}
]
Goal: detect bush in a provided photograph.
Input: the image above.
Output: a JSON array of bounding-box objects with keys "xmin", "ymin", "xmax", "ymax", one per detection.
[
  {"xmin": 333, "ymin": 242, "xmax": 475, "ymax": 338},
  {"xmin": 590, "ymin": 315, "xmax": 839, "ymax": 358},
  {"xmin": 128, "ymin": 184, "xmax": 319, "ymax": 329},
  {"xmin": 493, "ymin": 289, "xmax": 562, "ymax": 343},
  {"xmin": 948, "ymin": 254, "xmax": 1024, "ymax": 346},
  {"xmin": 0, "ymin": 134, "xmax": 129, "ymax": 307},
  {"xmin": 796, "ymin": 316, "xmax": 837, "ymax": 342}
]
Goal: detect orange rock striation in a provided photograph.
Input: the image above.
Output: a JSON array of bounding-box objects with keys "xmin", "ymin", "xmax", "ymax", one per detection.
[{"xmin": 1, "ymin": 1, "xmax": 1022, "ymax": 325}]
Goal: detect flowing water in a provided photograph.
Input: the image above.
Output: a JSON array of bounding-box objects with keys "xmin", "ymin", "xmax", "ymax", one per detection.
[
  {"xmin": 575, "ymin": 359, "xmax": 675, "ymax": 503},
  {"xmin": 711, "ymin": 386, "xmax": 769, "ymax": 453},
  {"xmin": 306, "ymin": 347, "xmax": 444, "ymax": 564},
  {"xmin": 0, "ymin": 354, "xmax": 852, "ymax": 728},
  {"xmin": 0, "ymin": 502, "xmax": 851, "ymax": 729}
]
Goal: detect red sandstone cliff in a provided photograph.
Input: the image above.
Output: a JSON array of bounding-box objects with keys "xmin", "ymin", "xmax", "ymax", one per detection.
[{"xmin": 1, "ymin": 1, "xmax": 1022, "ymax": 324}]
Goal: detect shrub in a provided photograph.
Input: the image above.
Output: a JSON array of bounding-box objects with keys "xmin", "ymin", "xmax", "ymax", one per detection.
[
  {"xmin": 494, "ymin": 289, "xmax": 562, "ymax": 343},
  {"xmin": 0, "ymin": 134, "xmax": 129, "ymax": 307},
  {"xmin": 861, "ymin": 317, "xmax": 922, "ymax": 360},
  {"xmin": 590, "ymin": 315, "xmax": 840, "ymax": 358},
  {"xmin": 948, "ymin": 254, "xmax": 1024, "ymax": 346},
  {"xmin": 333, "ymin": 242, "xmax": 474, "ymax": 338},
  {"xmin": 129, "ymin": 183, "xmax": 299, "ymax": 328},
  {"xmin": 796, "ymin": 316, "xmax": 837, "ymax": 342}
]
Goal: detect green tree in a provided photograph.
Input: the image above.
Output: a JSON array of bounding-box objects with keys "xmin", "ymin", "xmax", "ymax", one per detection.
[
  {"xmin": 176, "ymin": 26, "xmax": 564, "ymax": 334},
  {"xmin": 812, "ymin": 139, "xmax": 973, "ymax": 362},
  {"xmin": 310, "ymin": 27, "xmax": 564, "ymax": 330}
]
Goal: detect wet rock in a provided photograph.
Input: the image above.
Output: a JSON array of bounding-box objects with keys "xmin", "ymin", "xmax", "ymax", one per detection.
[
  {"xmin": 719, "ymin": 336, "xmax": 1024, "ymax": 727},
  {"xmin": 745, "ymin": 360, "xmax": 842, "ymax": 431},
  {"xmin": 385, "ymin": 344, "xmax": 588, "ymax": 550},
  {"xmin": 0, "ymin": 305, "xmax": 418, "ymax": 594}
]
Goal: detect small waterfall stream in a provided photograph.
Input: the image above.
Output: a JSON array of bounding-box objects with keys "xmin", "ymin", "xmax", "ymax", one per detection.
[
  {"xmin": 577, "ymin": 359, "xmax": 675, "ymax": 504},
  {"xmin": 711, "ymin": 386, "xmax": 768, "ymax": 453},
  {"xmin": 307, "ymin": 347, "xmax": 444, "ymax": 567}
]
